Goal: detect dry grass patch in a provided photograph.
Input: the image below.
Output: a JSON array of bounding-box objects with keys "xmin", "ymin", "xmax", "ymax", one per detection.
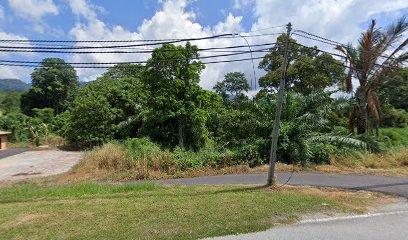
[
  {"xmin": 276, "ymin": 185, "xmax": 398, "ymax": 213},
  {"xmin": 253, "ymin": 149, "xmax": 408, "ymax": 177},
  {"xmin": 311, "ymin": 148, "xmax": 408, "ymax": 177}
]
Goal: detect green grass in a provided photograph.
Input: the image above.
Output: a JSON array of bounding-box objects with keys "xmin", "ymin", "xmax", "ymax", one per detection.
[
  {"xmin": 0, "ymin": 183, "xmax": 358, "ymax": 240},
  {"xmin": 381, "ymin": 127, "xmax": 408, "ymax": 147}
]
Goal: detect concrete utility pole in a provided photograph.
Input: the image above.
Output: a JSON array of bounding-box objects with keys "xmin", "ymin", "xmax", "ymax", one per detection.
[{"xmin": 267, "ymin": 22, "xmax": 292, "ymax": 186}]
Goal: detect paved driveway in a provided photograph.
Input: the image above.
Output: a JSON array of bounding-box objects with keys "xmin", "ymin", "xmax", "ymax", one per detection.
[{"xmin": 0, "ymin": 150, "xmax": 82, "ymax": 183}]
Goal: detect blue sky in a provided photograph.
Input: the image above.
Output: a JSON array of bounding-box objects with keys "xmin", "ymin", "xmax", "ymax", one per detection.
[{"xmin": 0, "ymin": 0, "xmax": 407, "ymax": 90}]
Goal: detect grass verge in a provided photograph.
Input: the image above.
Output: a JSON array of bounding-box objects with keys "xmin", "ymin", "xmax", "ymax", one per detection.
[{"xmin": 0, "ymin": 183, "xmax": 391, "ymax": 240}]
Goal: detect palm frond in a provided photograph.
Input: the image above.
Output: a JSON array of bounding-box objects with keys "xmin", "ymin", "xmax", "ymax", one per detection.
[
  {"xmin": 367, "ymin": 90, "xmax": 382, "ymax": 125},
  {"xmin": 308, "ymin": 134, "xmax": 367, "ymax": 150},
  {"xmin": 335, "ymin": 45, "xmax": 355, "ymax": 91}
]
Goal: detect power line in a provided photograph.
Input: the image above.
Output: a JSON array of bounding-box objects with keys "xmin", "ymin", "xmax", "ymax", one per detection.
[
  {"xmin": 291, "ymin": 41, "xmax": 408, "ymax": 73},
  {"xmin": 0, "ymin": 34, "xmax": 238, "ymax": 49},
  {"xmin": 0, "ymin": 32, "xmax": 282, "ymax": 47},
  {"xmin": 291, "ymin": 43, "xmax": 408, "ymax": 86},
  {"xmin": 0, "ymin": 42, "xmax": 276, "ymax": 54},
  {"xmin": 245, "ymin": 25, "xmax": 286, "ymax": 33},
  {"xmin": 0, "ymin": 48, "xmax": 270, "ymax": 66},
  {"xmin": 293, "ymin": 31, "xmax": 408, "ymax": 63},
  {"xmin": 0, "ymin": 56, "xmax": 266, "ymax": 69}
]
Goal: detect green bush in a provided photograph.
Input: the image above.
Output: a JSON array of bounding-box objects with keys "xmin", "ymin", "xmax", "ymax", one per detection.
[
  {"xmin": 120, "ymin": 138, "xmax": 175, "ymax": 172},
  {"xmin": 309, "ymin": 143, "xmax": 331, "ymax": 164},
  {"xmin": 121, "ymin": 137, "xmax": 162, "ymax": 159},
  {"xmin": 173, "ymin": 147, "xmax": 222, "ymax": 170},
  {"xmin": 382, "ymin": 108, "xmax": 408, "ymax": 128},
  {"xmin": 380, "ymin": 127, "xmax": 408, "ymax": 147},
  {"xmin": 232, "ymin": 144, "xmax": 263, "ymax": 167}
]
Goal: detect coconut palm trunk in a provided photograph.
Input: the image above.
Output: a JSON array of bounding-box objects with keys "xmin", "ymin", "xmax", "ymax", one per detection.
[{"xmin": 356, "ymin": 89, "xmax": 368, "ymax": 135}]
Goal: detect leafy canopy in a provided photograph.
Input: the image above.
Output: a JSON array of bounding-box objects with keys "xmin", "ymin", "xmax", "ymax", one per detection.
[
  {"xmin": 258, "ymin": 34, "xmax": 345, "ymax": 94},
  {"xmin": 21, "ymin": 58, "xmax": 79, "ymax": 115}
]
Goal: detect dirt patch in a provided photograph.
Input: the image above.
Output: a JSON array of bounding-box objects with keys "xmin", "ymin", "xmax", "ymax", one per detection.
[{"xmin": 275, "ymin": 185, "xmax": 399, "ymax": 212}]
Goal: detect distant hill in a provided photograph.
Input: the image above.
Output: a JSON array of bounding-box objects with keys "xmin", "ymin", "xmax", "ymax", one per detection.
[{"xmin": 0, "ymin": 79, "xmax": 30, "ymax": 92}]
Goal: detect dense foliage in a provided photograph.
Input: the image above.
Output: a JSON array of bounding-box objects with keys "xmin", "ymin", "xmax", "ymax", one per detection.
[
  {"xmin": 21, "ymin": 58, "xmax": 79, "ymax": 115},
  {"xmin": 0, "ymin": 19, "xmax": 406, "ymax": 170}
]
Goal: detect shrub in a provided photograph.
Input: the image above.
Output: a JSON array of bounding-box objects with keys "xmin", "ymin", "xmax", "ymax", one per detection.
[
  {"xmin": 232, "ymin": 144, "xmax": 263, "ymax": 167},
  {"xmin": 121, "ymin": 138, "xmax": 175, "ymax": 172},
  {"xmin": 42, "ymin": 134, "xmax": 65, "ymax": 147},
  {"xmin": 380, "ymin": 127, "xmax": 408, "ymax": 147},
  {"xmin": 382, "ymin": 108, "xmax": 408, "ymax": 128},
  {"xmin": 78, "ymin": 143, "xmax": 131, "ymax": 171}
]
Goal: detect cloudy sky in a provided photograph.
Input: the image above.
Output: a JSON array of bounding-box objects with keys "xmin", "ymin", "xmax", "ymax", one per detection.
[{"xmin": 0, "ymin": 0, "xmax": 407, "ymax": 90}]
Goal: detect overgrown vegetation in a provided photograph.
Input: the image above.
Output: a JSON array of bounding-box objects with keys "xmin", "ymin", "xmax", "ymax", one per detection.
[
  {"xmin": 0, "ymin": 16, "xmax": 407, "ymax": 179},
  {"xmin": 0, "ymin": 183, "xmax": 389, "ymax": 239}
]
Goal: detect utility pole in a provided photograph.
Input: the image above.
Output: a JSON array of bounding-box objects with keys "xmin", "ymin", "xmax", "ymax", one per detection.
[{"xmin": 267, "ymin": 22, "xmax": 292, "ymax": 186}]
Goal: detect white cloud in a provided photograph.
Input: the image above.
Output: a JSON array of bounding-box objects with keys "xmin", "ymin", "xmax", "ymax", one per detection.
[
  {"xmin": 8, "ymin": 0, "xmax": 59, "ymax": 33},
  {"xmin": 0, "ymin": 30, "xmax": 34, "ymax": 81},
  {"xmin": 67, "ymin": 0, "xmax": 250, "ymax": 89},
  {"xmin": 65, "ymin": 0, "xmax": 408, "ymax": 91},
  {"xmin": 8, "ymin": 0, "xmax": 58, "ymax": 21},
  {"xmin": 251, "ymin": 0, "xmax": 408, "ymax": 46},
  {"xmin": 0, "ymin": 65, "xmax": 32, "ymax": 81},
  {"xmin": 0, "ymin": 31, "xmax": 35, "ymax": 58},
  {"xmin": 233, "ymin": 0, "xmax": 254, "ymax": 10}
]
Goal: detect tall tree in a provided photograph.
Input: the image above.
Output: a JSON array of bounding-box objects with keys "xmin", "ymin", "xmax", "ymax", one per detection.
[
  {"xmin": 336, "ymin": 16, "xmax": 408, "ymax": 135},
  {"xmin": 143, "ymin": 42, "xmax": 219, "ymax": 150},
  {"xmin": 21, "ymin": 58, "xmax": 79, "ymax": 115},
  {"xmin": 258, "ymin": 34, "xmax": 346, "ymax": 94}
]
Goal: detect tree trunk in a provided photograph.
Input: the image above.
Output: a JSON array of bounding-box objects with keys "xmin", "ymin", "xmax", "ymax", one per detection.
[
  {"xmin": 178, "ymin": 119, "xmax": 184, "ymax": 149},
  {"xmin": 357, "ymin": 91, "xmax": 368, "ymax": 136},
  {"xmin": 375, "ymin": 121, "xmax": 380, "ymax": 140}
]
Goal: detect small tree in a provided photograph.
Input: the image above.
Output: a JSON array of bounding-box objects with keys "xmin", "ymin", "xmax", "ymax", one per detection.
[
  {"xmin": 213, "ymin": 72, "xmax": 250, "ymax": 100},
  {"xmin": 336, "ymin": 16, "xmax": 408, "ymax": 135}
]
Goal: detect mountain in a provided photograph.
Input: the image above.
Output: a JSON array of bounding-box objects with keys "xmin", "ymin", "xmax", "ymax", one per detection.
[{"xmin": 0, "ymin": 79, "xmax": 30, "ymax": 92}]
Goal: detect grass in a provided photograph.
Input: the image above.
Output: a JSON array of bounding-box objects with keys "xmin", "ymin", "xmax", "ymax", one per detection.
[
  {"xmin": 0, "ymin": 182, "xmax": 391, "ymax": 240},
  {"xmin": 380, "ymin": 127, "xmax": 408, "ymax": 147},
  {"xmin": 7, "ymin": 141, "xmax": 30, "ymax": 149},
  {"xmin": 317, "ymin": 148, "xmax": 408, "ymax": 176},
  {"xmin": 63, "ymin": 138, "xmax": 252, "ymax": 182}
]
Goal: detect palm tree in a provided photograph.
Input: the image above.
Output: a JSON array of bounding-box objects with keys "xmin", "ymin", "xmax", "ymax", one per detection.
[{"xmin": 336, "ymin": 16, "xmax": 408, "ymax": 136}]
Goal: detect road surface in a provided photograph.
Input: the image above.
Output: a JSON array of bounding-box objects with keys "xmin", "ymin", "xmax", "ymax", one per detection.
[
  {"xmin": 205, "ymin": 206, "xmax": 408, "ymax": 240},
  {"xmin": 136, "ymin": 172, "xmax": 408, "ymax": 198},
  {"xmin": 0, "ymin": 148, "xmax": 29, "ymax": 159}
]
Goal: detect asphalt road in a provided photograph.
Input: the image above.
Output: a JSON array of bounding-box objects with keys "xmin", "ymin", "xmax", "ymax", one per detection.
[
  {"xmin": 205, "ymin": 209, "xmax": 408, "ymax": 240},
  {"xmin": 0, "ymin": 148, "xmax": 29, "ymax": 159},
  {"xmin": 139, "ymin": 172, "xmax": 408, "ymax": 198}
]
